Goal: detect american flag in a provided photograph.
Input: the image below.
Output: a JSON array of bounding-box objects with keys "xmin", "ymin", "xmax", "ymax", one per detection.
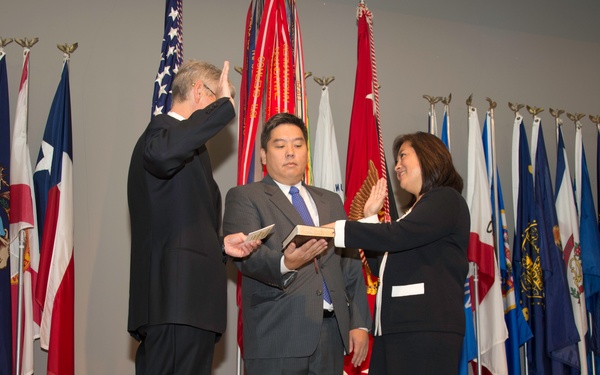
[{"xmin": 152, "ymin": 0, "xmax": 183, "ymax": 116}]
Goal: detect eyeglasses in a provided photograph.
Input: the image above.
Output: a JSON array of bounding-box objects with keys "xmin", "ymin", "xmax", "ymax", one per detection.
[{"xmin": 203, "ymin": 83, "xmax": 216, "ymax": 97}]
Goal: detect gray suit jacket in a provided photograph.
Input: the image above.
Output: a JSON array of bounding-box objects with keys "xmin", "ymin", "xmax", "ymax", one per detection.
[{"xmin": 223, "ymin": 175, "xmax": 372, "ymax": 359}]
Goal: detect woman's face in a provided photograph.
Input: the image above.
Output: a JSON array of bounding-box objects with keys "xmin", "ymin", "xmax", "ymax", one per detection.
[{"xmin": 394, "ymin": 141, "xmax": 422, "ymax": 197}]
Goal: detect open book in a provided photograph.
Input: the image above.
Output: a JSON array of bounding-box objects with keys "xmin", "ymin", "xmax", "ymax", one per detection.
[{"xmin": 282, "ymin": 225, "xmax": 334, "ymax": 249}]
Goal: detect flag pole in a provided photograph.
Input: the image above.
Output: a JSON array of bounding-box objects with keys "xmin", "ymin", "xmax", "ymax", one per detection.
[
  {"xmin": 472, "ymin": 262, "xmax": 482, "ymax": 375},
  {"xmin": 423, "ymin": 95, "xmax": 441, "ymax": 135},
  {"xmin": 486, "ymin": 97, "xmax": 501, "ymax": 261},
  {"xmin": 15, "ymin": 230, "xmax": 25, "ymax": 375}
]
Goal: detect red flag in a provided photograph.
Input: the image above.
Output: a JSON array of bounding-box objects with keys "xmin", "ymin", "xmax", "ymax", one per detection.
[
  {"xmin": 10, "ymin": 47, "xmax": 41, "ymax": 375},
  {"xmin": 343, "ymin": 4, "xmax": 397, "ymax": 373},
  {"xmin": 237, "ymin": 0, "xmax": 310, "ymax": 360}
]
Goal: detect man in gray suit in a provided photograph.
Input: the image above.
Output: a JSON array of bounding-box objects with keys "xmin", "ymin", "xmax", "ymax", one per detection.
[{"xmin": 223, "ymin": 113, "xmax": 371, "ymax": 375}]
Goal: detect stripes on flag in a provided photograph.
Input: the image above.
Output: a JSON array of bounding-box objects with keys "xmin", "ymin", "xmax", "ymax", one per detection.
[
  {"xmin": 33, "ymin": 57, "xmax": 75, "ymax": 375},
  {"xmin": 151, "ymin": 0, "xmax": 183, "ymax": 116},
  {"xmin": 9, "ymin": 47, "xmax": 41, "ymax": 375}
]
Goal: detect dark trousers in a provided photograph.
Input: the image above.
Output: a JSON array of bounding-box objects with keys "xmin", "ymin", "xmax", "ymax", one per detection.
[
  {"xmin": 369, "ymin": 331, "xmax": 463, "ymax": 375},
  {"xmin": 135, "ymin": 324, "xmax": 217, "ymax": 375},
  {"xmin": 244, "ymin": 314, "xmax": 344, "ymax": 375}
]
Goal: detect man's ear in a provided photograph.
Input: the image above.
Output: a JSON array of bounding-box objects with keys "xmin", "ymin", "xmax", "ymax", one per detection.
[{"xmin": 260, "ymin": 148, "xmax": 267, "ymax": 165}]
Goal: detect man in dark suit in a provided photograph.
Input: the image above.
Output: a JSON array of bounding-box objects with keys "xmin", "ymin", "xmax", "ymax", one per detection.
[
  {"xmin": 223, "ymin": 113, "xmax": 372, "ymax": 375},
  {"xmin": 127, "ymin": 60, "xmax": 259, "ymax": 375}
]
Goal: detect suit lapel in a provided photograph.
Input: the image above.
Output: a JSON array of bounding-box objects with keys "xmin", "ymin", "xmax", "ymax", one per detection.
[{"xmin": 262, "ymin": 175, "xmax": 304, "ymax": 226}]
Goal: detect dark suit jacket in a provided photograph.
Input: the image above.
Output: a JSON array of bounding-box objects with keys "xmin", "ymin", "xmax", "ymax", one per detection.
[
  {"xmin": 223, "ymin": 175, "xmax": 372, "ymax": 359},
  {"xmin": 345, "ymin": 187, "xmax": 469, "ymax": 336},
  {"xmin": 127, "ymin": 98, "xmax": 234, "ymax": 340}
]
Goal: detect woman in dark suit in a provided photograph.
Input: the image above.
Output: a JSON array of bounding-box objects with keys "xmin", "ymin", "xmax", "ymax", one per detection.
[{"xmin": 328, "ymin": 132, "xmax": 470, "ymax": 374}]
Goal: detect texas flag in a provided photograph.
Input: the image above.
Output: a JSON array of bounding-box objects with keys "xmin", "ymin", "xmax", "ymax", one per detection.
[{"xmin": 33, "ymin": 58, "xmax": 74, "ymax": 375}]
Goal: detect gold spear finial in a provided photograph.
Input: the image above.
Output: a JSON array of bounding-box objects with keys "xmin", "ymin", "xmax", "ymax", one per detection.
[
  {"xmin": 0, "ymin": 38, "xmax": 13, "ymax": 49},
  {"xmin": 508, "ymin": 102, "xmax": 524, "ymax": 114},
  {"xmin": 526, "ymin": 105, "xmax": 544, "ymax": 117},
  {"xmin": 15, "ymin": 37, "xmax": 39, "ymax": 48},
  {"xmin": 57, "ymin": 43, "xmax": 78, "ymax": 57},
  {"xmin": 441, "ymin": 93, "xmax": 452, "ymax": 106},
  {"xmin": 485, "ymin": 97, "xmax": 497, "ymax": 110},
  {"xmin": 549, "ymin": 108, "xmax": 565, "ymax": 120}
]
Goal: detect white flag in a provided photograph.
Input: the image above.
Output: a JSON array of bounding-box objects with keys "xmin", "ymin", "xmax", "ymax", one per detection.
[{"xmin": 312, "ymin": 86, "xmax": 343, "ymax": 201}]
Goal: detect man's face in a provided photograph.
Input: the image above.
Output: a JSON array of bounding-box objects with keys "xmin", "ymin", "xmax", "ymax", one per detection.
[{"xmin": 260, "ymin": 124, "xmax": 307, "ymax": 186}]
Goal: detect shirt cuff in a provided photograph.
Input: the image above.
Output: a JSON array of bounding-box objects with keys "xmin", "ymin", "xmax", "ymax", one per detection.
[
  {"xmin": 360, "ymin": 214, "xmax": 380, "ymax": 223},
  {"xmin": 334, "ymin": 220, "xmax": 346, "ymax": 248},
  {"xmin": 280, "ymin": 255, "xmax": 296, "ymax": 274}
]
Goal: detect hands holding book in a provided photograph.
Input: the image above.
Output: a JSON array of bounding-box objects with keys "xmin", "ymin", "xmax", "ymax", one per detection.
[{"xmin": 283, "ymin": 238, "xmax": 329, "ymax": 270}]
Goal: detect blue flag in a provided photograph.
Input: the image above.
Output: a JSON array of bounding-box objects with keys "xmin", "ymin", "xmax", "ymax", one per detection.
[
  {"xmin": 483, "ymin": 116, "xmax": 532, "ymax": 375},
  {"xmin": 513, "ymin": 118, "xmax": 548, "ymax": 374},
  {"xmin": 575, "ymin": 123, "xmax": 600, "ymax": 356},
  {"xmin": 532, "ymin": 118, "xmax": 580, "ymax": 373},
  {"xmin": 442, "ymin": 104, "xmax": 450, "ymax": 151},
  {"xmin": 0, "ymin": 50, "xmax": 12, "ymax": 375},
  {"xmin": 458, "ymin": 275, "xmax": 477, "ymax": 375},
  {"xmin": 151, "ymin": 0, "xmax": 183, "ymax": 116}
]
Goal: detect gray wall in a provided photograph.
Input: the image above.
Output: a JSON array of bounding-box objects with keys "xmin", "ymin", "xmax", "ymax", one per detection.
[{"xmin": 2, "ymin": 0, "xmax": 600, "ymax": 373}]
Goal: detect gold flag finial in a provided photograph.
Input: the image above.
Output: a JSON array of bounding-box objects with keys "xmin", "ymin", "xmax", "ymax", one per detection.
[
  {"xmin": 485, "ymin": 97, "xmax": 497, "ymax": 110},
  {"xmin": 0, "ymin": 38, "xmax": 13, "ymax": 49},
  {"xmin": 304, "ymin": 71, "xmax": 312, "ymax": 80},
  {"xmin": 466, "ymin": 94, "xmax": 473, "ymax": 107},
  {"xmin": 549, "ymin": 108, "xmax": 565, "ymax": 120},
  {"xmin": 313, "ymin": 76, "xmax": 335, "ymax": 88},
  {"xmin": 57, "ymin": 43, "xmax": 78, "ymax": 57},
  {"xmin": 423, "ymin": 95, "xmax": 442, "ymax": 105},
  {"xmin": 589, "ymin": 115, "xmax": 600, "ymax": 126},
  {"xmin": 441, "ymin": 93, "xmax": 452, "ymax": 106},
  {"xmin": 508, "ymin": 102, "xmax": 524, "ymax": 114},
  {"xmin": 15, "ymin": 37, "xmax": 39, "ymax": 48},
  {"xmin": 526, "ymin": 105, "xmax": 544, "ymax": 117},
  {"xmin": 234, "ymin": 66, "xmax": 243, "ymax": 75},
  {"xmin": 567, "ymin": 112, "xmax": 585, "ymax": 123}
]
